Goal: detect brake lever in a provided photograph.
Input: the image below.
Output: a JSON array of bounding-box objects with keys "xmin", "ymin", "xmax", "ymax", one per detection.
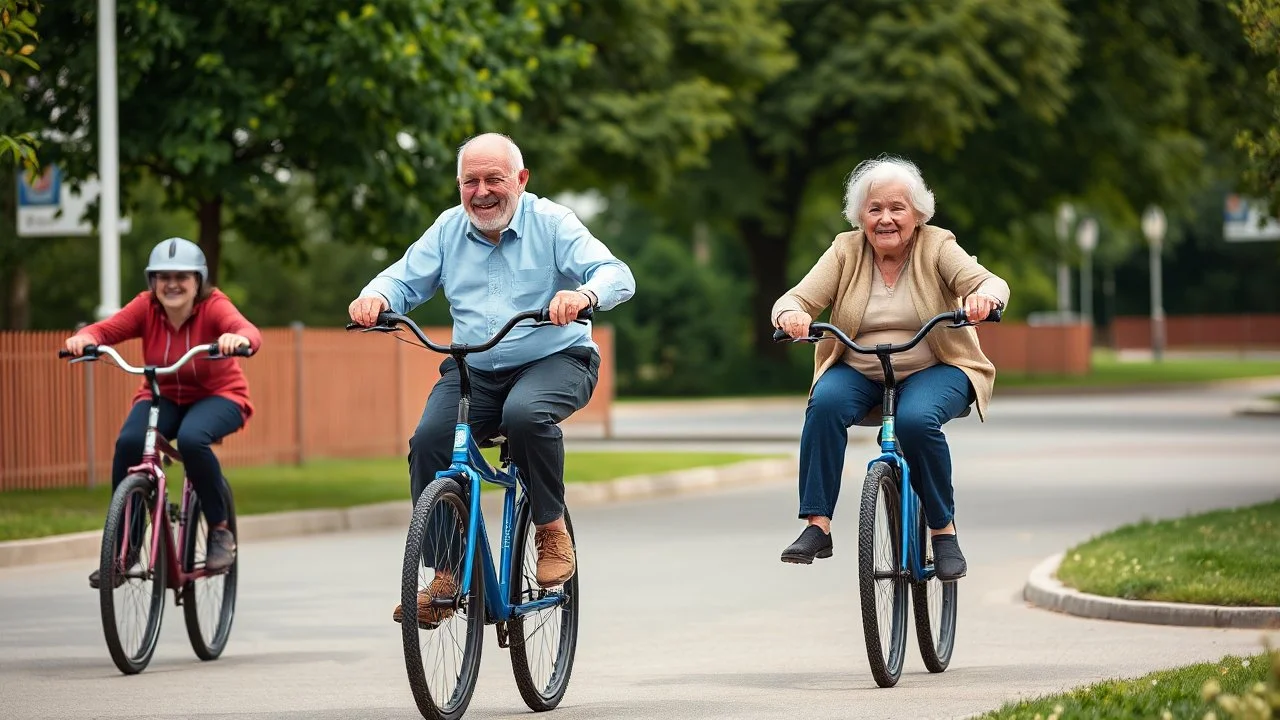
[
  {"xmin": 947, "ymin": 320, "xmax": 978, "ymax": 329},
  {"xmin": 68, "ymin": 355, "xmax": 97, "ymax": 365}
]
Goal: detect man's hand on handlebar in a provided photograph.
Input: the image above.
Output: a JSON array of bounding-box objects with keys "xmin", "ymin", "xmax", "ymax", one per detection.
[
  {"xmin": 777, "ymin": 310, "xmax": 814, "ymax": 340},
  {"xmin": 63, "ymin": 334, "xmax": 98, "ymax": 357},
  {"xmin": 348, "ymin": 294, "xmax": 389, "ymax": 327},
  {"xmin": 548, "ymin": 290, "xmax": 592, "ymax": 326}
]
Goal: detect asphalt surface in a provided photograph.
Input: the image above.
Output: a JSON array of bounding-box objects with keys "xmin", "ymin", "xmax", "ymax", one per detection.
[{"xmin": 2, "ymin": 381, "xmax": 1278, "ymax": 719}]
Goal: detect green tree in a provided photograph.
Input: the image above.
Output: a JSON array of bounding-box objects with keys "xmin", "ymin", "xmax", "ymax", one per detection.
[
  {"xmin": 1231, "ymin": 0, "xmax": 1280, "ymax": 214},
  {"xmin": 0, "ymin": 0, "xmax": 39, "ymax": 175},
  {"xmin": 662, "ymin": 0, "xmax": 1082, "ymax": 357},
  {"xmin": 20, "ymin": 0, "xmax": 589, "ymax": 285}
]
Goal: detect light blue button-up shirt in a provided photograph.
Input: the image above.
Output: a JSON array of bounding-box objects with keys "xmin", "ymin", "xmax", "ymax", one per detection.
[{"xmin": 361, "ymin": 192, "xmax": 636, "ymax": 371}]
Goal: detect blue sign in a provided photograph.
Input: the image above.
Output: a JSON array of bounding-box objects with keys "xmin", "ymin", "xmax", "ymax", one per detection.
[{"xmin": 17, "ymin": 164, "xmax": 61, "ymax": 207}]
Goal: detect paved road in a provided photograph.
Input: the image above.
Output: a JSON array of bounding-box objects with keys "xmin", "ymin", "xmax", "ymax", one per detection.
[{"xmin": 2, "ymin": 382, "xmax": 1279, "ymax": 719}]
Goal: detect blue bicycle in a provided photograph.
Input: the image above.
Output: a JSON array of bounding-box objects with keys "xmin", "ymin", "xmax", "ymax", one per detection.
[
  {"xmin": 773, "ymin": 306, "xmax": 1001, "ymax": 688},
  {"xmin": 348, "ymin": 308, "xmax": 591, "ymax": 720}
]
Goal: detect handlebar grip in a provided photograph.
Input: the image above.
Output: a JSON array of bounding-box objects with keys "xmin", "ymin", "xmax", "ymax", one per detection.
[
  {"xmin": 232, "ymin": 346, "xmax": 254, "ymax": 357},
  {"xmin": 987, "ymin": 305, "xmax": 1003, "ymax": 323},
  {"xmin": 537, "ymin": 306, "xmax": 595, "ymax": 323},
  {"xmin": 345, "ymin": 322, "xmax": 361, "ymax": 331},
  {"xmin": 772, "ymin": 328, "xmax": 790, "ymax": 343},
  {"xmin": 58, "ymin": 345, "xmax": 99, "ymax": 359}
]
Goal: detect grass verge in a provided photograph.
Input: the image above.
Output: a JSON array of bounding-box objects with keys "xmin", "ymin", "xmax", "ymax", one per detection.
[
  {"xmin": 0, "ymin": 451, "xmax": 775, "ymax": 542},
  {"xmin": 1055, "ymin": 499, "xmax": 1280, "ymax": 606},
  {"xmin": 979, "ymin": 649, "xmax": 1279, "ymax": 720},
  {"xmin": 998, "ymin": 352, "xmax": 1280, "ymax": 389}
]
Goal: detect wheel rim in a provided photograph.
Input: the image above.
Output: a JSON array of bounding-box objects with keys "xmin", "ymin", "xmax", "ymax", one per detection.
[{"xmin": 873, "ymin": 481, "xmax": 904, "ymax": 669}]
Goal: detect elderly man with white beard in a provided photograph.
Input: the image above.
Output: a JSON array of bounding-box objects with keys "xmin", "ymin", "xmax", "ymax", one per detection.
[{"xmin": 349, "ymin": 133, "xmax": 635, "ymax": 626}]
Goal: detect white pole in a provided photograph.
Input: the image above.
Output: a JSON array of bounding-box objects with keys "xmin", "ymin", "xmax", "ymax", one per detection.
[{"xmin": 95, "ymin": 0, "xmax": 120, "ymax": 320}]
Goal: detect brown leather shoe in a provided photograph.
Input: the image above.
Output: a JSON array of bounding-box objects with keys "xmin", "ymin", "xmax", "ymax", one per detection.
[
  {"xmin": 534, "ymin": 526, "xmax": 576, "ymax": 589},
  {"xmin": 393, "ymin": 573, "xmax": 459, "ymax": 625}
]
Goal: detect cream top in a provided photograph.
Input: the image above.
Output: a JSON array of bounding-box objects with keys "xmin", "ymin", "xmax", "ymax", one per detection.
[{"xmin": 843, "ymin": 262, "xmax": 939, "ymax": 381}]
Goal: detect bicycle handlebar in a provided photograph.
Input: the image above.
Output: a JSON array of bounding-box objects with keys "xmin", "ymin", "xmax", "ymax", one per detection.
[
  {"xmin": 772, "ymin": 306, "xmax": 1003, "ymax": 354},
  {"xmin": 58, "ymin": 342, "xmax": 253, "ymax": 372},
  {"xmin": 345, "ymin": 306, "xmax": 594, "ymax": 355}
]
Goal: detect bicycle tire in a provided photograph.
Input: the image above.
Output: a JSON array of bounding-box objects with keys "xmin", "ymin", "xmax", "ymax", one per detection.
[
  {"xmin": 911, "ymin": 503, "xmax": 958, "ymax": 672},
  {"xmin": 99, "ymin": 472, "xmax": 167, "ymax": 675},
  {"xmin": 182, "ymin": 479, "xmax": 238, "ymax": 661},
  {"xmin": 857, "ymin": 461, "xmax": 909, "ymax": 688},
  {"xmin": 508, "ymin": 503, "xmax": 579, "ymax": 711},
  {"xmin": 402, "ymin": 478, "xmax": 484, "ymax": 720}
]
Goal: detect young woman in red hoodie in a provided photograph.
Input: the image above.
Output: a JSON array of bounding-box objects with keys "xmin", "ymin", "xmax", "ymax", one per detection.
[{"xmin": 64, "ymin": 237, "xmax": 262, "ymax": 587}]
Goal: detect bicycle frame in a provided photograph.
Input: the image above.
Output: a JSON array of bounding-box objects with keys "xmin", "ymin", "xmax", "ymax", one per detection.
[{"xmin": 434, "ymin": 424, "xmax": 566, "ymax": 623}]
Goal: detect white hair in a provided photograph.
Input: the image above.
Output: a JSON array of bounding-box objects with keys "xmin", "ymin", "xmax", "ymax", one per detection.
[
  {"xmin": 456, "ymin": 133, "xmax": 525, "ymax": 177},
  {"xmin": 842, "ymin": 155, "xmax": 936, "ymax": 227}
]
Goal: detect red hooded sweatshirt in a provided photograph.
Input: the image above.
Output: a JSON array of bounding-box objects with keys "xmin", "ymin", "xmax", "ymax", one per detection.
[{"xmin": 76, "ymin": 289, "xmax": 263, "ymax": 421}]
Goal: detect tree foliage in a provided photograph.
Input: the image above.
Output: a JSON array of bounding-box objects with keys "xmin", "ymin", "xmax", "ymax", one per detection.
[
  {"xmin": 1231, "ymin": 0, "xmax": 1280, "ymax": 214},
  {"xmin": 0, "ymin": 0, "xmax": 40, "ymax": 176},
  {"xmin": 20, "ymin": 0, "xmax": 590, "ymax": 283}
]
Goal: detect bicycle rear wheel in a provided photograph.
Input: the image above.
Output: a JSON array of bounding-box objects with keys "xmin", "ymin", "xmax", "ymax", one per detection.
[
  {"xmin": 508, "ymin": 502, "xmax": 579, "ymax": 711},
  {"xmin": 402, "ymin": 478, "xmax": 485, "ymax": 720},
  {"xmin": 182, "ymin": 479, "xmax": 238, "ymax": 660},
  {"xmin": 857, "ymin": 461, "xmax": 909, "ymax": 688},
  {"xmin": 99, "ymin": 472, "xmax": 167, "ymax": 675},
  {"xmin": 911, "ymin": 505, "xmax": 958, "ymax": 672}
]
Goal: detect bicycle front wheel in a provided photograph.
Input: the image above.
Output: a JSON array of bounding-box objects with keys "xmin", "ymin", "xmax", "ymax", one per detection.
[
  {"xmin": 508, "ymin": 502, "xmax": 579, "ymax": 711},
  {"xmin": 99, "ymin": 472, "xmax": 167, "ymax": 675},
  {"xmin": 912, "ymin": 506, "xmax": 958, "ymax": 673},
  {"xmin": 857, "ymin": 461, "xmax": 908, "ymax": 688},
  {"xmin": 402, "ymin": 478, "xmax": 484, "ymax": 720},
  {"xmin": 182, "ymin": 479, "xmax": 238, "ymax": 660}
]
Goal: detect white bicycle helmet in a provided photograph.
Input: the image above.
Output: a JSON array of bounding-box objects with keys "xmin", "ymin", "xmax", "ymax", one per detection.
[{"xmin": 145, "ymin": 237, "xmax": 208, "ymax": 287}]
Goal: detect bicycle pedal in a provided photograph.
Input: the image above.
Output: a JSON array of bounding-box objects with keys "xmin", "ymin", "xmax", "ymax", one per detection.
[{"xmin": 496, "ymin": 621, "xmax": 510, "ymax": 648}]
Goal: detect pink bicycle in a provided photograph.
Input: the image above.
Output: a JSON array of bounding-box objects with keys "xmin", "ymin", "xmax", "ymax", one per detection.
[{"xmin": 60, "ymin": 342, "xmax": 252, "ymax": 675}]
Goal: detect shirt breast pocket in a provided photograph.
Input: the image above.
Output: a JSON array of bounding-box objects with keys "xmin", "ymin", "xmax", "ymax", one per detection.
[{"xmin": 511, "ymin": 266, "xmax": 552, "ymax": 309}]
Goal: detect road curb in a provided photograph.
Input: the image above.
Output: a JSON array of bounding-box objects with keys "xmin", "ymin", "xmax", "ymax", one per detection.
[
  {"xmin": 0, "ymin": 456, "xmax": 799, "ymax": 570},
  {"xmin": 1022, "ymin": 552, "xmax": 1280, "ymax": 630}
]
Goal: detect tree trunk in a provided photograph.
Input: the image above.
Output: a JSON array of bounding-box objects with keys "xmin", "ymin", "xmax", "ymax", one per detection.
[
  {"xmin": 197, "ymin": 196, "xmax": 223, "ymax": 287},
  {"xmin": 741, "ymin": 214, "xmax": 794, "ymax": 361},
  {"xmin": 7, "ymin": 264, "xmax": 29, "ymax": 329}
]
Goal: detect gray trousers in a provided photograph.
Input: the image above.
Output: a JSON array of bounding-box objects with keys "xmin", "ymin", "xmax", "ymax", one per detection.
[{"xmin": 410, "ymin": 346, "xmax": 600, "ymax": 531}]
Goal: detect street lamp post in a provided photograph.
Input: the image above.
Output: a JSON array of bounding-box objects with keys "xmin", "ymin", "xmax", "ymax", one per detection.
[
  {"xmin": 96, "ymin": 0, "xmax": 121, "ymax": 320},
  {"xmin": 1141, "ymin": 206, "xmax": 1167, "ymax": 362},
  {"xmin": 1076, "ymin": 217, "xmax": 1098, "ymax": 330},
  {"xmin": 1055, "ymin": 203, "xmax": 1076, "ymax": 317}
]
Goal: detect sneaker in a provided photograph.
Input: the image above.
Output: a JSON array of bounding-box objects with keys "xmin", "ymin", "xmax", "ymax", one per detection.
[
  {"xmin": 534, "ymin": 526, "xmax": 576, "ymax": 588},
  {"xmin": 88, "ymin": 568, "xmax": 127, "ymax": 590},
  {"xmin": 393, "ymin": 573, "xmax": 459, "ymax": 625},
  {"xmin": 781, "ymin": 525, "xmax": 834, "ymax": 564},
  {"xmin": 931, "ymin": 533, "xmax": 967, "ymax": 581},
  {"xmin": 205, "ymin": 527, "xmax": 237, "ymax": 573}
]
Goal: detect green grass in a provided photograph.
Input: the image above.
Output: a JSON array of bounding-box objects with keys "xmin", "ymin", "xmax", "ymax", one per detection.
[
  {"xmin": 998, "ymin": 352, "xmax": 1280, "ymax": 389},
  {"xmin": 979, "ymin": 651, "xmax": 1278, "ymax": 720},
  {"xmin": 0, "ymin": 451, "xmax": 774, "ymax": 542},
  {"xmin": 1056, "ymin": 499, "xmax": 1280, "ymax": 606}
]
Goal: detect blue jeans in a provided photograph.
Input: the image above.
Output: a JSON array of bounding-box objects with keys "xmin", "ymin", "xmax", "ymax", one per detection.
[
  {"xmin": 113, "ymin": 396, "xmax": 243, "ymax": 526},
  {"xmin": 798, "ymin": 363, "xmax": 974, "ymax": 530}
]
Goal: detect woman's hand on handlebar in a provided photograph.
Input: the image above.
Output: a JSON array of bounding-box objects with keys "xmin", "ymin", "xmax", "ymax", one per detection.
[
  {"xmin": 548, "ymin": 290, "xmax": 592, "ymax": 326},
  {"xmin": 777, "ymin": 310, "xmax": 813, "ymax": 340},
  {"xmin": 217, "ymin": 333, "xmax": 252, "ymax": 356},
  {"xmin": 963, "ymin": 294, "xmax": 1001, "ymax": 323},
  {"xmin": 348, "ymin": 294, "xmax": 389, "ymax": 327},
  {"xmin": 64, "ymin": 333, "xmax": 98, "ymax": 357}
]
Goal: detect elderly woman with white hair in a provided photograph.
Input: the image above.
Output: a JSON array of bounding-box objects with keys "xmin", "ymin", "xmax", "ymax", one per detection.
[{"xmin": 771, "ymin": 155, "xmax": 1010, "ymax": 580}]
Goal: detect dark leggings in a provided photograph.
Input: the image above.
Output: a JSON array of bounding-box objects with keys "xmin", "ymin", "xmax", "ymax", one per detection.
[{"xmin": 112, "ymin": 396, "xmax": 244, "ymax": 526}]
